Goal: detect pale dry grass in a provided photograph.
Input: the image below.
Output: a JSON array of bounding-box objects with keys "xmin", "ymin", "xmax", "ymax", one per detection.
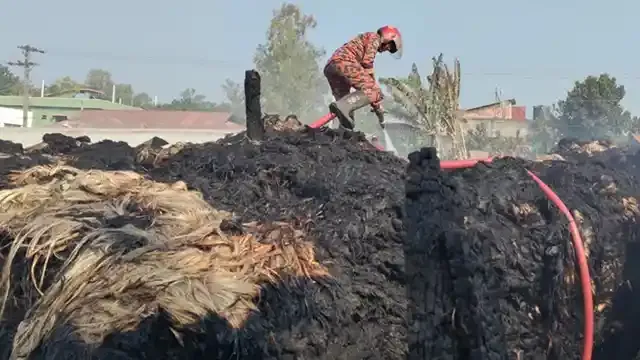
[
  {"xmin": 135, "ymin": 142, "xmax": 188, "ymax": 167},
  {"xmin": 263, "ymin": 114, "xmax": 304, "ymax": 131},
  {"xmin": 0, "ymin": 164, "xmax": 328, "ymax": 358}
]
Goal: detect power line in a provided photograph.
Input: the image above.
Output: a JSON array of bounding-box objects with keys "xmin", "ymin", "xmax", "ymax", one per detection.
[
  {"xmin": 8, "ymin": 45, "xmax": 45, "ymax": 127},
  {"xmin": 11, "ymin": 47, "xmax": 640, "ymax": 108},
  {"xmin": 42, "ymin": 48, "xmax": 640, "ymax": 80},
  {"xmin": 45, "ymin": 48, "xmax": 239, "ymax": 68}
]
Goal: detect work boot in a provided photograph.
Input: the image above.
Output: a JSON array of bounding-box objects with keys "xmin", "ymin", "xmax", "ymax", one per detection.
[{"xmin": 329, "ymin": 90, "xmax": 371, "ymax": 130}]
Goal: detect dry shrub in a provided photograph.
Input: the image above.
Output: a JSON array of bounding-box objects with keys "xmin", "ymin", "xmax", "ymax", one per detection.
[
  {"xmin": 0, "ymin": 164, "xmax": 328, "ymax": 358},
  {"xmin": 573, "ymin": 140, "xmax": 614, "ymax": 155},
  {"xmin": 263, "ymin": 114, "xmax": 304, "ymax": 131},
  {"xmin": 134, "ymin": 146, "xmax": 160, "ymax": 166},
  {"xmin": 553, "ymin": 138, "xmax": 615, "ymax": 157},
  {"xmin": 136, "ymin": 142, "xmax": 189, "ymax": 168},
  {"xmin": 535, "ymin": 154, "xmax": 566, "ymax": 161}
]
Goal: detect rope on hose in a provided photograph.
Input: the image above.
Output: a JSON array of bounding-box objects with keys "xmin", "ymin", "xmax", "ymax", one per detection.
[{"xmin": 440, "ymin": 158, "xmax": 594, "ymax": 360}]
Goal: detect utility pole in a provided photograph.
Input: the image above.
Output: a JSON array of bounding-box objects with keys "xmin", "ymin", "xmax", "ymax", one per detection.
[{"xmin": 8, "ymin": 45, "xmax": 45, "ymax": 127}]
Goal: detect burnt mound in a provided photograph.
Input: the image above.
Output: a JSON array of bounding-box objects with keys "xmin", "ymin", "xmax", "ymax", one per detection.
[
  {"xmin": 405, "ymin": 147, "xmax": 640, "ymax": 360},
  {"xmin": 0, "ymin": 128, "xmax": 409, "ymax": 359},
  {"xmin": 149, "ymin": 127, "xmax": 409, "ymax": 359}
]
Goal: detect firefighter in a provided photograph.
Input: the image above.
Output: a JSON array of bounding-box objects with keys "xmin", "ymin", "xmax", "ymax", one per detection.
[{"xmin": 324, "ymin": 25, "xmax": 403, "ymax": 130}]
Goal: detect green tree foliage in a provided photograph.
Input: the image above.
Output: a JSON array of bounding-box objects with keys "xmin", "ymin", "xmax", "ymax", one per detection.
[
  {"xmin": 0, "ymin": 65, "xmax": 21, "ymax": 95},
  {"xmin": 132, "ymin": 92, "xmax": 153, "ymax": 107},
  {"xmin": 30, "ymin": 69, "xmax": 231, "ymax": 111},
  {"xmin": 378, "ymin": 63, "xmax": 432, "ymax": 154},
  {"xmin": 467, "ymin": 123, "xmax": 531, "ymax": 158},
  {"xmin": 380, "ymin": 63, "xmax": 430, "ymax": 128},
  {"xmin": 527, "ymin": 106, "xmax": 560, "ymax": 153},
  {"xmin": 528, "ymin": 74, "xmax": 639, "ymax": 153},
  {"xmin": 114, "ymin": 84, "xmax": 134, "ymax": 104},
  {"xmin": 85, "ymin": 69, "xmax": 114, "ymax": 94},
  {"xmin": 45, "ymin": 76, "xmax": 83, "ymax": 96},
  {"xmin": 253, "ymin": 3, "xmax": 328, "ymax": 119},
  {"xmin": 83, "ymin": 69, "xmax": 143, "ymax": 105},
  {"xmin": 380, "ymin": 55, "xmax": 467, "ymax": 159},
  {"xmin": 221, "ymin": 79, "xmax": 245, "ymax": 120},
  {"xmin": 156, "ymin": 88, "xmax": 230, "ymax": 111},
  {"xmin": 556, "ymin": 74, "xmax": 637, "ymax": 139},
  {"xmin": 41, "ymin": 69, "xmax": 151, "ymax": 106}
]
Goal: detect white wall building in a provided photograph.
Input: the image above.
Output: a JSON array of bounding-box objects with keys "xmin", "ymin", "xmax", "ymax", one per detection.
[{"xmin": 0, "ymin": 106, "xmax": 33, "ymax": 127}]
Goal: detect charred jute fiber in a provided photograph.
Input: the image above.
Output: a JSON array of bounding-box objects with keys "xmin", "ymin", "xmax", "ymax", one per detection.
[
  {"xmin": 20, "ymin": 133, "xmax": 146, "ymax": 171},
  {"xmin": 149, "ymin": 125, "xmax": 409, "ymax": 359},
  {"xmin": 0, "ymin": 140, "xmax": 23, "ymax": 154},
  {"xmin": 0, "ymin": 134, "xmax": 149, "ymax": 191},
  {"xmin": 551, "ymin": 138, "xmax": 615, "ymax": 159},
  {"xmin": 529, "ymin": 147, "xmax": 640, "ymax": 360},
  {"xmin": 405, "ymin": 147, "xmax": 640, "ymax": 360},
  {"xmin": 0, "ymin": 165, "xmax": 329, "ymax": 359},
  {"xmin": 0, "ymin": 125, "xmax": 409, "ymax": 359}
]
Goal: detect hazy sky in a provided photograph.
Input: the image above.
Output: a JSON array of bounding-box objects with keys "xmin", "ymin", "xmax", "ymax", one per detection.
[{"xmin": 2, "ymin": 0, "xmax": 638, "ymax": 115}]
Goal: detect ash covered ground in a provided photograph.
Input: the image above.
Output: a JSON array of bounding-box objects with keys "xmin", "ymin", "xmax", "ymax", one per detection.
[
  {"xmin": 1, "ymin": 128, "xmax": 640, "ymax": 360},
  {"xmin": 0, "ymin": 127, "xmax": 407, "ymax": 360}
]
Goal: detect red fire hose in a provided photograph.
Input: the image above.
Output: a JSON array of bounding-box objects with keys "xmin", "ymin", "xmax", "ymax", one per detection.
[
  {"xmin": 309, "ymin": 113, "xmax": 336, "ymax": 129},
  {"xmin": 440, "ymin": 158, "xmax": 593, "ymax": 360},
  {"xmin": 307, "ymin": 116, "xmax": 593, "ymax": 358}
]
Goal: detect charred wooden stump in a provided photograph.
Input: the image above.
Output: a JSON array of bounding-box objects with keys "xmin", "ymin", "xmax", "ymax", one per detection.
[{"xmin": 244, "ymin": 70, "xmax": 263, "ymax": 141}]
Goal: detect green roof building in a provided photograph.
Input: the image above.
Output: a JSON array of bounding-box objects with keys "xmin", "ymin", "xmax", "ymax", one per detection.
[{"xmin": 0, "ymin": 96, "xmax": 141, "ymax": 126}]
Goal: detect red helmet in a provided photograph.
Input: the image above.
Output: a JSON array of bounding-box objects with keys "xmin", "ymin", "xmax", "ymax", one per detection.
[{"xmin": 377, "ymin": 25, "xmax": 403, "ymax": 59}]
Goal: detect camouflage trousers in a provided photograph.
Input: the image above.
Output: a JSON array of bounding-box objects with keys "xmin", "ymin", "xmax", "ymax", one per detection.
[{"xmin": 323, "ymin": 61, "xmax": 383, "ymax": 105}]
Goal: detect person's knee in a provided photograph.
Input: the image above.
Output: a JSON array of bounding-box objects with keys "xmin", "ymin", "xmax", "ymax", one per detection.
[
  {"xmin": 363, "ymin": 86, "xmax": 383, "ymax": 103},
  {"xmin": 333, "ymin": 89, "xmax": 350, "ymax": 100},
  {"xmin": 330, "ymin": 82, "xmax": 351, "ymax": 99}
]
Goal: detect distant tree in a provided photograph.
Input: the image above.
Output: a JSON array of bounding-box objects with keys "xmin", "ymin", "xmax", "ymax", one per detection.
[
  {"xmin": 467, "ymin": 123, "xmax": 531, "ymax": 158},
  {"xmin": 85, "ymin": 69, "xmax": 115, "ymax": 94},
  {"xmin": 555, "ymin": 74, "xmax": 638, "ymax": 139},
  {"xmin": 527, "ymin": 106, "xmax": 561, "ymax": 153},
  {"xmin": 45, "ymin": 76, "xmax": 82, "ymax": 96},
  {"xmin": 26, "ymin": 67, "xmax": 236, "ymax": 112},
  {"xmin": 83, "ymin": 69, "xmax": 152, "ymax": 105},
  {"xmin": 221, "ymin": 79, "xmax": 245, "ymax": 119},
  {"xmin": 380, "ymin": 55, "xmax": 467, "ymax": 159},
  {"xmin": 528, "ymin": 74, "xmax": 640, "ymax": 153},
  {"xmin": 0, "ymin": 65, "xmax": 21, "ymax": 95},
  {"xmin": 380, "ymin": 63, "xmax": 431, "ymax": 131},
  {"xmin": 133, "ymin": 92, "xmax": 153, "ymax": 107},
  {"xmin": 114, "ymin": 83, "xmax": 134, "ymax": 105},
  {"xmin": 252, "ymin": 3, "xmax": 328, "ymax": 119},
  {"xmin": 157, "ymin": 88, "xmax": 230, "ymax": 111},
  {"xmin": 178, "ymin": 88, "xmax": 206, "ymax": 105}
]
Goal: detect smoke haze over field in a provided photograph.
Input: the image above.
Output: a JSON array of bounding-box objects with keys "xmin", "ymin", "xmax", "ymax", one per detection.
[{"xmin": 2, "ymin": 0, "xmax": 640, "ymax": 114}]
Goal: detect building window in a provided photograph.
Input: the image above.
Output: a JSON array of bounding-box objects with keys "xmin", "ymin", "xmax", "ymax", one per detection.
[
  {"xmin": 52, "ymin": 115, "xmax": 68, "ymax": 122},
  {"xmin": 490, "ymin": 120, "xmax": 503, "ymax": 137}
]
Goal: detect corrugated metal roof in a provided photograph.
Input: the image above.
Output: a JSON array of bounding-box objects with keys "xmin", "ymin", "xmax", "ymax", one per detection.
[
  {"xmin": 0, "ymin": 96, "xmax": 140, "ymax": 110},
  {"xmin": 50, "ymin": 109, "xmax": 244, "ymax": 131}
]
